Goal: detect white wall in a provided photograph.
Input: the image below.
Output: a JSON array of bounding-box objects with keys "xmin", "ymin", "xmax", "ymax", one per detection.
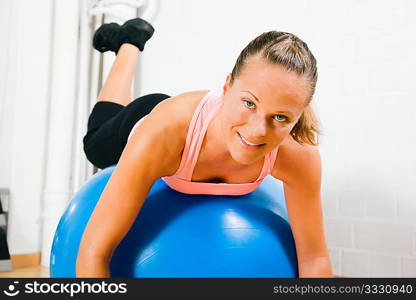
[
  {"xmin": 1, "ymin": 0, "xmax": 415, "ymax": 277},
  {"xmin": 0, "ymin": 0, "xmax": 53, "ymax": 255}
]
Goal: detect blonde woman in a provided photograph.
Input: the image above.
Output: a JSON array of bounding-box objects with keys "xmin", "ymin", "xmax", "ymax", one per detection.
[{"xmin": 77, "ymin": 17, "xmax": 332, "ymax": 278}]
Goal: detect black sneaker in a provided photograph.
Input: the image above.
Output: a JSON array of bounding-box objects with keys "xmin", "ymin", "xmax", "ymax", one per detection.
[
  {"xmin": 121, "ymin": 17, "xmax": 155, "ymax": 52},
  {"xmin": 92, "ymin": 17, "xmax": 155, "ymax": 54}
]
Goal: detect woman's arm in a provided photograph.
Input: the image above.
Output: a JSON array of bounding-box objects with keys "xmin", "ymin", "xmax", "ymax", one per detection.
[
  {"xmin": 272, "ymin": 139, "xmax": 333, "ymax": 278},
  {"xmin": 76, "ymin": 100, "xmax": 184, "ymax": 277}
]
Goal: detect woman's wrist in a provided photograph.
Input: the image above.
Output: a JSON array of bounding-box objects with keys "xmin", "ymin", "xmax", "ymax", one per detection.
[
  {"xmin": 298, "ymin": 256, "xmax": 333, "ymax": 278},
  {"xmin": 76, "ymin": 257, "xmax": 110, "ymax": 278}
]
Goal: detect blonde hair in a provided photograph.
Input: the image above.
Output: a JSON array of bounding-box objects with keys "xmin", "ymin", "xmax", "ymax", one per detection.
[{"xmin": 230, "ymin": 31, "xmax": 321, "ymax": 145}]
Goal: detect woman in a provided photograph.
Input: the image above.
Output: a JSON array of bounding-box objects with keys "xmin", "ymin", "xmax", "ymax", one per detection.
[{"xmin": 76, "ymin": 17, "xmax": 333, "ymax": 277}]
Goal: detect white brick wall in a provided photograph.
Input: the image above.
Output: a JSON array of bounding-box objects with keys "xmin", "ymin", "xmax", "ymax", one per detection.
[
  {"xmin": 354, "ymin": 222, "xmax": 414, "ymax": 255},
  {"xmin": 324, "ymin": 219, "xmax": 354, "ymax": 248},
  {"xmin": 328, "ymin": 248, "xmax": 342, "ymax": 276},
  {"xmin": 338, "ymin": 189, "xmax": 366, "ymax": 218},
  {"xmin": 342, "ymin": 250, "xmax": 371, "ymax": 277},
  {"xmin": 369, "ymin": 253, "xmax": 401, "ymax": 277},
  {"xmin": 402, "ymin": 258, "xmax": 416, "ymax": 277},
  {"xmin": 311, "ymin": 0, "xmax": 416, "ymax": 277}
]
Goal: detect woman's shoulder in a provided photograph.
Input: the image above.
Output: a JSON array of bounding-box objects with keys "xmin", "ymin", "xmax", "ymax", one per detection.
[
  {"xmin": 153, "ymin": 89, "xmax": 209, "ymax": 129},
  {"xmin": 165, "ymin": 89, "xmax": 210, "ymax": 120},
  {"xmin": 136, "ymin": 90, "xmax": 209, "ymax": 174},
  {"xmin": 271, "ymin": 134, "xmax": 321, "ymax": 184}
]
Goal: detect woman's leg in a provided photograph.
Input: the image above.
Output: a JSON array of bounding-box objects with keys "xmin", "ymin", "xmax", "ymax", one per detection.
[
  {"xmin": 97, "ymin": 43, "xmax": 139, "ymax": 106},
  {"xmin": 83, "ymin": 93, "xmax": 170, "ymax": 170},
  {"xmin": 82, "ymin": 18, "xmax": 169, "ymax": 169},
  {"xmin": 95, "ymin": 16, "xmax": 155, "ymax": 106}
]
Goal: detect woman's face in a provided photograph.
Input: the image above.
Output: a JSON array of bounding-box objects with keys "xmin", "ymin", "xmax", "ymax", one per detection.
[{"xmin": 220, "ymin": 55, "xmax": 310, "ymax": 165}]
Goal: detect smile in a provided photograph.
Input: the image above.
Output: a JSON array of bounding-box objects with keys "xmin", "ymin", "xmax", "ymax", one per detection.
[{"xmin": 238, "ymin": 132, "xmax": 265, "ymax": 148}]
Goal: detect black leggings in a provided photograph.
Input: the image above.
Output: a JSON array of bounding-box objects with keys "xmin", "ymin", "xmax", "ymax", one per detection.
[{"xmin": 83, "ymin": 93, "xmax": 171, "ymax": 169}]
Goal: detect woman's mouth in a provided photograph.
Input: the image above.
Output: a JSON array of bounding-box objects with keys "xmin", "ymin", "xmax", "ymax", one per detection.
[{"xmin": 237, "ymin": 132, "xmax": 265, "ymax": 149}]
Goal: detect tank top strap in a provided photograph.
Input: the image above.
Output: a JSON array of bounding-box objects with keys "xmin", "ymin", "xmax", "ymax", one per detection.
[
  {"xmin": 172, "ymin": 90, "xmax": 221, "ymax": 180},
  {"xmin": 267, "ymin": 146, "xmax": 279, "ymax": 175},
  {"xmin": 185, "ymin": 97, "xmax": 222, "ymax": 180},
  {"xmin": 254, "ymin": 146, "xmax": 279, "ymax": 181}
]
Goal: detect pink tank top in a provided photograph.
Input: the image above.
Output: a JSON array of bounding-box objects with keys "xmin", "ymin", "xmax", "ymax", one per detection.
[{"xmin": 128, "ymin": 90, "xmax": 279, "ymax": 196}]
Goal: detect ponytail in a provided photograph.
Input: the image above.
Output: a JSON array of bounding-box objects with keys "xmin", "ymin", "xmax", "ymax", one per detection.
[{"xmin": 290, "ymin": 104, "xmax": 321, "ymax": 145}]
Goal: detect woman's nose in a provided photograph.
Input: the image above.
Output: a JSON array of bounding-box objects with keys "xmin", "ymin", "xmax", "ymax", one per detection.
[{"xmin": 248, "ymin": 115, "xmax": 267, "ymax": 137}]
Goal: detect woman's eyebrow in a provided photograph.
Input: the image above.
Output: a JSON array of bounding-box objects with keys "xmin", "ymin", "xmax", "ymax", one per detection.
[
  {"xmin": 242, "ymin": 90, "xmax": 260, "ymax": 102},
  {"xmin": 242, "ymin": 90, "xmax": 294, "ymax": 116}
]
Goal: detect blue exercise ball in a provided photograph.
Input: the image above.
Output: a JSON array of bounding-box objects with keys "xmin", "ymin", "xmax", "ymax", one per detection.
[{"xmin": 50, "ymin": 166, "xmax": 298, "ymax": 277}]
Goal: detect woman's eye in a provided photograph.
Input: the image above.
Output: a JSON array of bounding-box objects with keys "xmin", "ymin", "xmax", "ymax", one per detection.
[
  {"xmin": 243, "ymin": 100, "xmax": 255, "ymax": 109},
  {"xmin": 242, "ymin": 99, "xmax": 288, "ymax": 122},
  {"xmin": 273, "ymin": 115, "xmax": 288, "ymax": 122}
]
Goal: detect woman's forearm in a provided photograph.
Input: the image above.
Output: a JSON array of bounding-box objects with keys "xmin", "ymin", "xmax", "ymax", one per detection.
[{"xmin": 298, "ymin": 256, "xmax": 333, "ymax": 278}]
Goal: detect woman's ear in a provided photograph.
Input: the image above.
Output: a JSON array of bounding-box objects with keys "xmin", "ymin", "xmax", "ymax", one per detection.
[{"xmin": 223, "ymin": 73, "xmax": 232, "ymax": 95}]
